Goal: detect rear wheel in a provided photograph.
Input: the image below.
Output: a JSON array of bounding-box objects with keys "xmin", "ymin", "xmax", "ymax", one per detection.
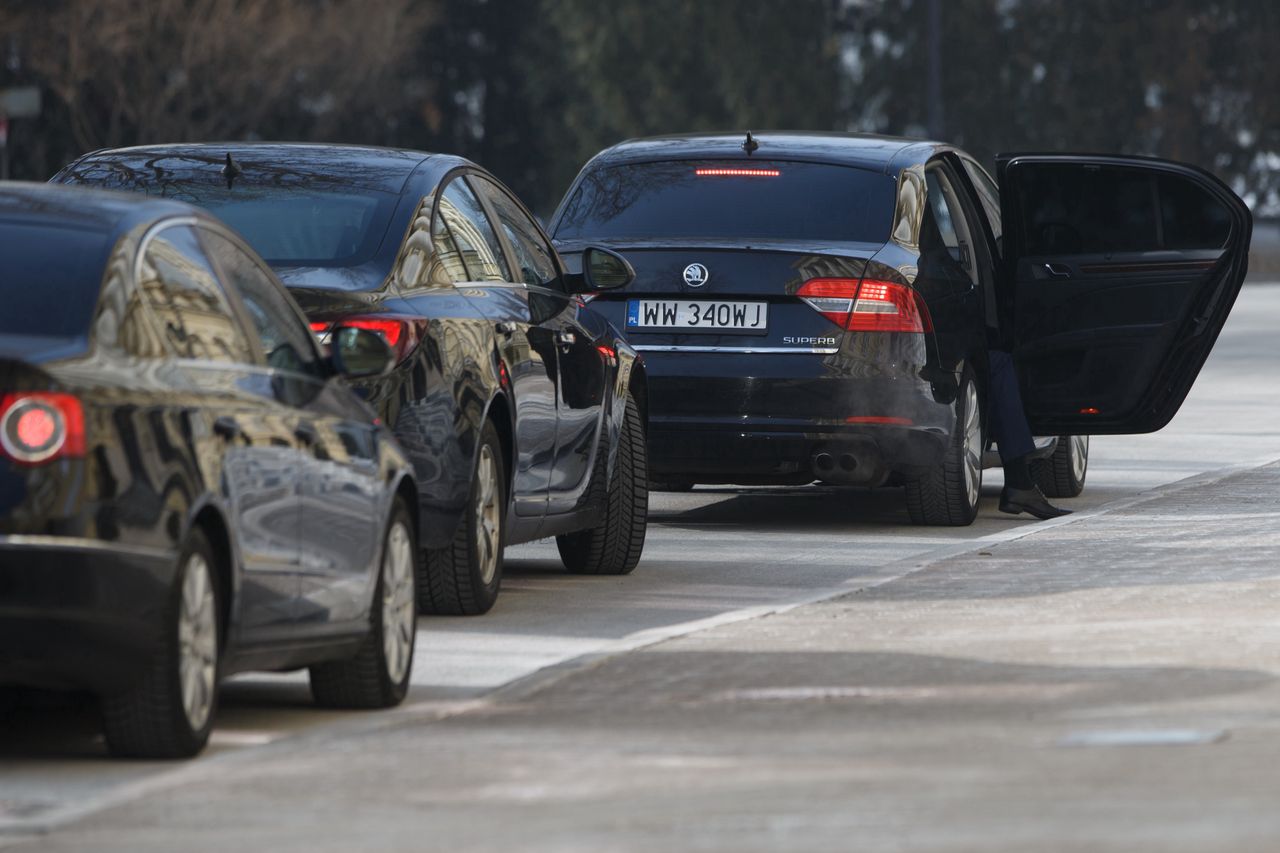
[
  {"xmin": 102, "ymin": 528, "xmax": 220, "ymax": 759},
  {"xmin": 906, "ymin": 374, "xmax": 983, "ymax": 527},
  {"xmin": 557, "ymin": 393, "xmax": 648, "ymax": 575},
  {"xmin": 419, "ymin": 422, "xmax": 505, "ymax": 615},
  {"xmin": 310, "ymin": 499, "xmax": 417, "ymax": 708},
  {"xmin": 1031, "ymin": 434, "xmax": 1089, "ymax": 498}
]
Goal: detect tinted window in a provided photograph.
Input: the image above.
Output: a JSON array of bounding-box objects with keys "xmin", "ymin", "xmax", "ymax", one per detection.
[
  {"xmin": 1018, "ymin": 165, "xmax": 1160, "ymax": 255},
  {"xmin": 0, "ymin": 222, "xmax": 110, "ymax": 338},
  {"xmin": 554, "ymin": 160, "xmax": 896, "ymax": 243},
  {"xmin": 202, "ymin": 229, "xmax": 322, "ymax": 377},
  {"xmin": 434, "ymin": 179, "xmax": 511, "ymax": 282},
  {"xmin": 922, "ymin": 169, "xmax": 980, "ymax": 288},
  {"xmin": 1159, "ymin": 174, "xmax": 1231, "ymax": 250},
  {"xmin": 139, "ymin": 225, "xmax": 254, "ymax": 364},
  {"xmin": 394, "ymin": 198, "xmax": 456, "ymax": 291},
  {"xmin": 196, "ymin": 187, "xmax": 395, "ymax": 267},
  {"xmin": 470, "ymin": 176, "xmax": 559, "ymax": 288},
  {"xmin": 961, "ymin": 158, "xmax": 1002, "ymax": 243},
  {"xmin": 429, "ymin": 198, "xmax": 471, "ymax": 285}
]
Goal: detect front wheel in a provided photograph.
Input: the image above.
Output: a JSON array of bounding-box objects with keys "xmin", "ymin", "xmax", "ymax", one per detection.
[
  {"xmin": 310, "ymin": 498, "xmax": 417, "ymax": 708},
  {"xmin": 557, "ymin": 393, "xmax": 648, "ymax": 575},
  {"xmin": 419, "ymin": 421, "xmax": 505, "ymax": 615},
  {"xmin": 1031, "ymin": 434, "xmax": 1088, "ymax": 498},
  {"xmin": 102, "ymin": 528, "xmax": 220, "ymax": 759},
  {"xmin": 906, "ymin": 374, "xmax": 983, "ymax": 527}
]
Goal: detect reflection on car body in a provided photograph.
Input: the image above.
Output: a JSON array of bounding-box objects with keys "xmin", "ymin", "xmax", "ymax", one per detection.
[
  {"xmin": 58, "ymin": 143, "xmax": 652, "ymax": 614},
  {"xmin": 0, "ymin": 183, "xmax": 420, "ymax": 758}
]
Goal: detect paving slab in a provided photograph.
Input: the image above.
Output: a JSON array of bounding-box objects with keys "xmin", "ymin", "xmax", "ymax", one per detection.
[{"xmin": 11, "ymin": 460, "xmax": 1280, "ymax": 852}]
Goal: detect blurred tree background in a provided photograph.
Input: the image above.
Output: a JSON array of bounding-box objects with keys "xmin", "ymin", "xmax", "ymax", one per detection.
[{"xmin": 1, "ymin": 0, "xmax": 1278, "ymax": 218}]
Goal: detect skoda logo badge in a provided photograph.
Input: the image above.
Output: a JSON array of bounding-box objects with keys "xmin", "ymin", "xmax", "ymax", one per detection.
[{"xmin": 683, "ymin": 263, "xmax": 709, "ymax": 288}]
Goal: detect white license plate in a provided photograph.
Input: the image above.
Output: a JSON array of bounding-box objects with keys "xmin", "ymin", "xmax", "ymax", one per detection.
[{"xmin": 626, "ymin": 299, "xmax": 768, "ymax": 333}]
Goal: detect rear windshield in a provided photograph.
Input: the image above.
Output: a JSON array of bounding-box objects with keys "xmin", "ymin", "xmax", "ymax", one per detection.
[
  {"xmin": 554, "ymin": 160, "xmax": 896, "ymax": 244},
  {"xmin": 0, "ymin": 221, "xmax": 110, "ymax": 338},
  {"xmin": 190, "ymin": 186, "xmax": 397, "ymax": 266},
  {"xmin": 61, "ymin": 165, "xmax": 397, "ymax": 268}
]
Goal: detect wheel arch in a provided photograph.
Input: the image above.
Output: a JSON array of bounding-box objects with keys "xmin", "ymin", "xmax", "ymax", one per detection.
[
  {"xmin": 189, "ymin": 504, "xmax": 234, "ymax": 650},
  {"xmin": 482, "ymin": 391, "xmax": 515, "ymax": 497}
]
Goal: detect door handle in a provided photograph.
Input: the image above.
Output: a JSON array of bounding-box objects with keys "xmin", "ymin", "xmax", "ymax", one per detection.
[
  {"xmin": 495, "ymin": 321, "xmax": 517, "ymax": 338},
  {"xmin": 294, "ymin": 421, "xmax": 318, "ymax": 446},
  {"xmin": 1043, "ymin": 263, "xmax": 1073, "ymax": 279},
  {"xmin": 213, "ymin": 416, "xmax": 242, "ymax": 441},
  {"xmin": 555, "ymin": 330, "xmax": 577, "ymax": 348}
]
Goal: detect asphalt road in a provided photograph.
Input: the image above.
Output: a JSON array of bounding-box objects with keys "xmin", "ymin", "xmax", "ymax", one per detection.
[{"xmin": 3, "ymin": 285, "xmax": 1278, "ymax": 848}]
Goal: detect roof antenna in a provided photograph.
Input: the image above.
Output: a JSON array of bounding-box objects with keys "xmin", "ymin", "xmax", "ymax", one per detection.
[
  {"xmin": 743, "ymin": 131, "xmax": 760, "ymax": 155},
  {"xmin": 222, "ymin": 152, "xmax": 242, "ymax": 189}
]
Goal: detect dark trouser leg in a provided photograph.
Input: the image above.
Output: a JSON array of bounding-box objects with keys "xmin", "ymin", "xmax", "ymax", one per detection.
[{"xmin": 987, "ymin": 350, "xmax": 1036, "ymax": 488}]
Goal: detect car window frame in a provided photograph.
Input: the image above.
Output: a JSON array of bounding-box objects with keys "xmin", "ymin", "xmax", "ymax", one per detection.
[
  {"xmin": 922, "ymin": 159, "xmax": 984, "ymax": 289},
  {"xmin": 430, "ymin": 170, "xmax": 515, "ymax": 284},
  {"xmin": 131, "ymin": 216, "xmax": 260, "ymax": 367},
  {"xmin": 465, "ymin": 171, "xmax": 567, "ymax": 293}
]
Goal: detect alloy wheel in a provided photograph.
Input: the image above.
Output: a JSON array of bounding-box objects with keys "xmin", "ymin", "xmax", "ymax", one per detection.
[
  {"xmin": 475, "ymin": 444, "xmax": 501, "ymax": 585},
  {"xmin": 177, "ymin": 554, "xmax": 217, "ymax": 732},
  {"xmin": 1070, "ymin": 434, "xmax": 1089, "ymax": 482},
  {"xmin": 962, "ymin": 382, "xmax": 982, "ymax": 508},
  {"xmin": 381, "ymin": 520, "xmax": 416, "ymax": 685}
]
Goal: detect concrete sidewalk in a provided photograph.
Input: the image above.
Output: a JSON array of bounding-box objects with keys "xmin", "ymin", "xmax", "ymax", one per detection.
[{"xmin": 13, "ymin": 461, "xmax": 1280, "ymax": 852}]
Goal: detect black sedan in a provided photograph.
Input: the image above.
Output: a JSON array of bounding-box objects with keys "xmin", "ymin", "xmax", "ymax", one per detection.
[
  {"xmin": 549, "ymin": 132, "xmax": 1250, "ymax": 524},
  {"xmin": 0, "ymin": 184, "xmax": 419, "ymax": 758},
  {"xmin": 57, "ymin": 144, "xmax": 650, "ymax": 614}
]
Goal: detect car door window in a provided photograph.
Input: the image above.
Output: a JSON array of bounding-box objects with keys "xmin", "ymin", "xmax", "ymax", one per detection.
[
  {"xmin": 470, "ymin": 176, "xmax": 559, "ymax": 289},
  {"xmin": 433, "ymin": 178, "xmax": 511, "ymax": 282},
  {"xmin": 962, "ymin": 158, "xmax": 1002, "ymax": 244},
  {"xmin": 922, "ymin": 168, "xmax": 980, "ymax": 288},
  {"xmin": 201, "ymin": 228, "xmax": 325, "ymax": 379},
  {"xmin": 1016, "ymin": 165, "xmax": 1162, "ymax": 255},
  {"xmin": 138, "ymin": 224, "xmax": 255, "ymax": 364}
]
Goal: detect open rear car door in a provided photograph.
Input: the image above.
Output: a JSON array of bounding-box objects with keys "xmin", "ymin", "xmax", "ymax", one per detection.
[{"xmin": 997, "ymin": 153, "xmax": 1252, "ymax": 435}]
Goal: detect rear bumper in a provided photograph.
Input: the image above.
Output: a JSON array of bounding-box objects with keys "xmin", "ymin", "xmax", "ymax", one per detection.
[
  {"xmin": 641, "ymin": 348, "xmax": 957, "ymax": 485},
  {"xmin": 650, "ymin": 420, "xmax": 949, "ymax": 485},
  {"xmin": 0, "ymin": 536, "xmax": 177, "ymax": 693}
]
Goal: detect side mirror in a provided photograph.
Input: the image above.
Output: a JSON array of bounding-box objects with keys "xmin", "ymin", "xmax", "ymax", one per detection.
[
  {"xmin": 330, "ymin": 326, "xmax": 393, "ymax": 378},
  {"xmin": 573, "ymin": 246, "xmax": 635, "ymax": 293}
]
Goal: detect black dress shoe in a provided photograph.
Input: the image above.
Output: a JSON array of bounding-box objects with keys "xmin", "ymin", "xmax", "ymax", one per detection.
[{"xmin": 999, "ymin": 486, "xmax": 1073, "ymax": 520}]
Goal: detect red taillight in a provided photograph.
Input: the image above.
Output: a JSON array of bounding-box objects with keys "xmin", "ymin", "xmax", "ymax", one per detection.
[
  {"xmin": 695, "ymin": 168, "xmax": 781, "ymax": 177},
  {"xmin": 796, "ymin": 278, "xmax": 932, "ymax": 333},
  {"xmin": 312, "ymin": 317, "xmax": 421, "ymax": 364},
  {"xmin": 0, "ymin": 393, "xmax": 85, "ymax": 464}
]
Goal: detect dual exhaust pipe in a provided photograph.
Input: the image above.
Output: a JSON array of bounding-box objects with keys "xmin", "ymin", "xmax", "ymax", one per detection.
[
  {"xmin": 811, "ymin": 444, "xmax": 887, "ymax": 487},
  {"xmin": 812, "ymin": 451, "xmax": 859, "ymax": 475}
]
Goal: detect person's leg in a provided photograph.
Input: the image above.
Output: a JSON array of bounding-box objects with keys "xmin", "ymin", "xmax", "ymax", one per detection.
[{"xmin": 986, "ymin": 350, "xmax": 1071, "ymax": 519}]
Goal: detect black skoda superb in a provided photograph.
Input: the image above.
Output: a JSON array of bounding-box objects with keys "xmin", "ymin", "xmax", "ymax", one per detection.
[{"xmin": 551, "ymin": 132, "xmax": 1250, "ymax": 524}]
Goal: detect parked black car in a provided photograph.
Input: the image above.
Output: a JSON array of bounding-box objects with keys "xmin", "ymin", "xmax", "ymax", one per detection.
[
  {"xmin": 549, "ymin": 132, "xmax": 1250, "ymax": 524},
  {"xmin": 57, "ymin": 144, "xmax": 650, "ymax": 614},
  {"xmin": 0, "ymin": 184, "xmax": 419, "ymax": 758}
]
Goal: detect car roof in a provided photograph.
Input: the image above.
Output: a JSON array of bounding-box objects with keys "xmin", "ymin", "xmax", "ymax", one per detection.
[
  {"xmin": 63, "ymin": 142, "xmax": 442, "ymax": 195},
  {"xmin": 0, "ymin": 181, "xmax": 198, "ymax": 237},
  {"xmin": 584, "ymin": 131, "xmax": 948, "ymax": 174}
]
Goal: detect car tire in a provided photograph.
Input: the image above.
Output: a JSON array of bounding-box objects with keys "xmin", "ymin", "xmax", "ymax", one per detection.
[
  {"xmin": 556, "ymin": 393, "xmax": 648, "ymax": 575},
  {"xmin": 101, "ymin": 527, "xmax": 220, "ymax": 759},
  {"xmin": 419, "ymin": 421, "xmax": 505, "ymax": 615},
  {"xmin": 906, "ymin": 372, "xmax": 983, "ymax": 527},
  {"xmin": 1031, "ymin": 434, "xmax": 1088, "ymax": 498},
  {"xmin": 310, "ymin": 498, "xmax": 417, "ymax": 709}
]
